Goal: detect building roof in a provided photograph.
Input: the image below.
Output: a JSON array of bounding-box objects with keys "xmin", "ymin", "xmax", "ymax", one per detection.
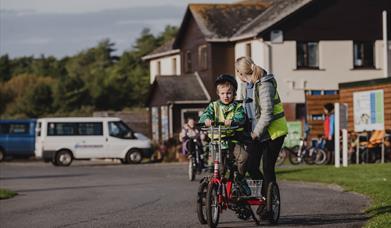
[
  {"xmin": 142, "ymin": 38, "xmax": 179, "ymax": 61},
  {"xmin": 147, "ymin": 73, "xmax": 211, "ymax": 106},
  {"xmin": 176, "ymin": 2, "xmax": 269, "ymax": 42},
  {"xmin": 231, "ymin": 0, "xmax": 313, "ymax": 40}
]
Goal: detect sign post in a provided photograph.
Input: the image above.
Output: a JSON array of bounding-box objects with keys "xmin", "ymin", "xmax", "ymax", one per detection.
[{"xmin": 334, "ymin": 103, "xmax": 340, "ymax": 168}]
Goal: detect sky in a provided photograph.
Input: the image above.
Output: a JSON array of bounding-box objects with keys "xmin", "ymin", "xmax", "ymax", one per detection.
[{"xmin": 0, "ymin": 0, "xmax": 234, "ymax": 58}]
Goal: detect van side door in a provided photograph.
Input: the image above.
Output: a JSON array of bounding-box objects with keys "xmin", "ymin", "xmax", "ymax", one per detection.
[{"xmin": 7, "ymin": 122, "xmax": 34, "ymax": 157}]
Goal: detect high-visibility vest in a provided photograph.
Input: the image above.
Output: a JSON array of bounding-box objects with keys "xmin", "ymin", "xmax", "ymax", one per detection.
[
  {"xmin": 253, "ymin": 81, "xmax": 288, "ymax": 140},
  {"xmin": 208, "ymin": 101, "xmax": 243, "ymax": 140}
]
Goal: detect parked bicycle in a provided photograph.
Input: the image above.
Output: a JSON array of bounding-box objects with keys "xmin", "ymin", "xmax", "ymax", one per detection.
[
  {"xmin": 196, "ymin": 123, "xmax": 280, "ymax": 227},
  {"xmin": 288, "ymin": 129, "xmax": 328, "ymax": 165}
]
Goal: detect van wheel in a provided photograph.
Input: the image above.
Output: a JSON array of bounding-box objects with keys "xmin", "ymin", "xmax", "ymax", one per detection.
[
  {"xmin": 126, "ymin": 149, "xmax": 143, "ymax": 164},
  {"xmin": 0, "ymin": 149, "xmax": 4, "ymax": 162},
  {"xmin": 55, "ymin": 150, "xmax": 73, "ymax": 166}
]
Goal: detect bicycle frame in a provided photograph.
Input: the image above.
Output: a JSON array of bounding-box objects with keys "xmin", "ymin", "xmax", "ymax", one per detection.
[{"xmin": 205, "ymin": 125, "xmax": 264, "ymax": 209}]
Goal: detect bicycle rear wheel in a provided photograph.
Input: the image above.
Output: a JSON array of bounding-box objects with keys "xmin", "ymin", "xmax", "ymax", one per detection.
[
  {"xmin": 206, "ymin": 182, "xmax": 220, "ymax": 228},
  {"xmin": 313, "ymin": 148, "xmax": 327, "ymax": 165},
  {"xmin": 266, "ymin": 182, "xmax": 280, "ymax": 224},
  {"xmin": 197, "ymin": 179, "xmax": 208, "ymax": 224}
]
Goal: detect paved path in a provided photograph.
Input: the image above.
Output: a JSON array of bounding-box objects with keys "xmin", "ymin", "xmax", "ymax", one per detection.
[{"xmin": 0, "ymin": 161, "xmax": 369, "ymax": 227}]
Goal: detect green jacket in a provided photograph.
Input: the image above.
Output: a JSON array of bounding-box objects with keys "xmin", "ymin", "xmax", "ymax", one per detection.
[{"xmin": 199, "ymin": 100, "xmax": 245, "ymax": 126}]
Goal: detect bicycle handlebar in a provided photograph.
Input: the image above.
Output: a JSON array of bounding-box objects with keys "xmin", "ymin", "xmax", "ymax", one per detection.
[{"xmin": 197, "ymin": 121, "xmax": 239, "ymax": 129}]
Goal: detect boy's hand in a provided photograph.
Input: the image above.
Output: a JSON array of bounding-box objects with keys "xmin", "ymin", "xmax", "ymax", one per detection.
[
  {"xmin": 224, "ymin": 120, "xmax": 232, "ymax": 126},
  {"xmin": 205, "ymin": 119, "xmax": 212, "ymax": 127}
]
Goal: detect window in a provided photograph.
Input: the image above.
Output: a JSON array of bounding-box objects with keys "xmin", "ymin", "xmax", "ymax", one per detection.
[
  {"xmin": 78, "ymin": 123, "xmax": 103, "ymax": 135},
  {"xmin": 297, "ymin": 41, "xmax": 319, "ymax": 68},
  {"xmin": 109, "ymin": 121, "xmax": 134, "ymax": 139},
  {"xmin": 353, "ymin": 41, "xmax": 374, "ymax": 68},
  {"xmin": 198, "ymin": 44, "xmax": 208, "ymax": 70},
  {"xmin": 156, "ymin": 61, "xmax": 161, "ymax": 75},
  {"xmin": 245, "ymin": 43, "xmax": 252, "ymax": 58},
  {"xmin": 9, "ymin": 124, "xmax": 29, "ymax": 134},
  {"xmin": 0, "ymin": 124, "xmax": 10, "ymax": 134},
  {"xmin": 311, "ymin": 114, "xmax": 324, "ymax": 120},
  {"xmin": 185, "ymin": 50, "xmax": 192, "ymax": 72},
  {"xmin": 172, "ymin": 57, "xmax": 177, "ymax": 75},
  {"xmin": 47, "ymin": 122, "xmax": 103, "ymax": 136}
]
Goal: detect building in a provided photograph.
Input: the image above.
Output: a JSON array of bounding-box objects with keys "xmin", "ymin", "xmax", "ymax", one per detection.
[{"xmin": 144, "ymin": 0, "xmax": 390, "ymax": 143}]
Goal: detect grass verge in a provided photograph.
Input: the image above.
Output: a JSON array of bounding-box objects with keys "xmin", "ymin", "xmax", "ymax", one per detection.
[
  {"xmin": 0, "ymin": 188, "xmax": 17, "ymax": 200},
  {"xmin": 277, "ymin": 164, "xmax": 391, "ymax": 228}
]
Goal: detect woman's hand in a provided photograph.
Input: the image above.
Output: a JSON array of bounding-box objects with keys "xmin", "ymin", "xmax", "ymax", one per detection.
[
  {"xmin": 224, "ymin": 120, "xmax": 232, "ymax": 126},
  {"xmin": 251, "ymin": 132, "xmax": 258, "ymax": 140}
]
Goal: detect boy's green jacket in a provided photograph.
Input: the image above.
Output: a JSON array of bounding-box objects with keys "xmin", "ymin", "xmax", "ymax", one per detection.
[{"xmin": 199, "ymin": 100, "xmax": 245, "ymax": 125}]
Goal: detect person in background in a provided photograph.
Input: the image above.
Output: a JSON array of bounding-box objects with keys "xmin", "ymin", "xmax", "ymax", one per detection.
[
  {"xmin": 323, "ymin": 103, "xmax": 335, "ymax": 152},
  {"xmin": 235, "ymin": 56, "xmax": 288, "ymax": 218}
]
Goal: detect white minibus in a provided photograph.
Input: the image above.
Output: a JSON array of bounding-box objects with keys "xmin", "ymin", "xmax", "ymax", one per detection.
[{"xmin": 35, "ymin": 117, "xmax": 152, "ymax": 166}]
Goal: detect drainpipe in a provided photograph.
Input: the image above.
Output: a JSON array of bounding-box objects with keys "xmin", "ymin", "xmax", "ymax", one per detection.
[
  {"xmin": 168, "ymin": 103, "xmax": 174, "ymax": 138},
  {"xmin": 383, "ymin": 10, "xmax": 389, "ymax": 77}
]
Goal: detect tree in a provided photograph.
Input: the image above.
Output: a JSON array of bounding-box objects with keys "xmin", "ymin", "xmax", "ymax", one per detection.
[{"xmin": 0, "ymin": 55, "xmax": 11, "ymax": 82}]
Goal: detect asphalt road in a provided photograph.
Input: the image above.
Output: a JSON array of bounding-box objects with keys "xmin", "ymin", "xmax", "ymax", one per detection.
[{"xmin": 0, "ymin": 161, "xmax": 369, "ymax": 228}]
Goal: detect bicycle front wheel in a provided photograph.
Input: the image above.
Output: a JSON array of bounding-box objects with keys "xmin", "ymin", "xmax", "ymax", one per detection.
[
  {"xmin": 206, "ymin": 182, "xmax": 220, "ymax": 228},
  {"xmin": 288, "ymin": 146, "xmax": 301, "ymax": 165},
  {"xmin": 188, "ymin": 158, "xmax": 195, "ymax": 181}
]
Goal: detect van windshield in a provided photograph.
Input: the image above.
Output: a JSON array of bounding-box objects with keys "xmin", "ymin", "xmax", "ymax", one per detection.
[{"xmin": 108, "ymin": 121, "xmax": 134, "ymax": 139}]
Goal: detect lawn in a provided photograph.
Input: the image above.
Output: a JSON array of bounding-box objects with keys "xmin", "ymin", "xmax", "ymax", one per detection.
[
  {"xmin": 277, "ymin": 163, "xmax": 391, "ymax": 228},
  {"xmin": 0, "ymin": 188, "xmax": 17, "ymax": 200}
]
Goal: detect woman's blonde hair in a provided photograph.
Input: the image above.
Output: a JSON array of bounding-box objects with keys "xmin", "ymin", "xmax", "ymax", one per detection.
[{"xmin": 235, "ymin": 56, "xmax": 266, "ymax": 83}]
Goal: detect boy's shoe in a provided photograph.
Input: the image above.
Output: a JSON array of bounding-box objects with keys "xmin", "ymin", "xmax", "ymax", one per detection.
[{"xmin": 237, "ymin": 179, "xmax": 251, "ymax": 196}]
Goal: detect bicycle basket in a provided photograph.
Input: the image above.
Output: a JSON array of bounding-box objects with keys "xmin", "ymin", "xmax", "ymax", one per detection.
[{"xmin": 246, "ymin": 180, "xmax": 263, "ymax": 198}]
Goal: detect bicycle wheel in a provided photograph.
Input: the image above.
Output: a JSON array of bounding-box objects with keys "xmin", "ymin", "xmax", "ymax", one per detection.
[
  {"xmin": 197, "ymin": 179, "xmax": 208, "ymax": 224},
  {"xmin": 206, "ymin": 182, "xmax": 220, "ymax": 228},
  {"xmin": 314, "ymin": 148, "xmax": 327, "ymax": 165},
  {"xmin": 266, "ymin": 182, "xmax": 280, "ymax": 224},
  {"xmin": 304, "ymin": 149, "xmax": 315, "ymax": 165},
  {"xmin": 288, "ymin": 145, "xmax": 301, "ymax": 165},
  {"xmin": 276, "ymin": 148, "xmax": 288, "ymax": 166},
  {"xmin": 188, "ymin": 158, "xmax": 195, "ymax": 181}
]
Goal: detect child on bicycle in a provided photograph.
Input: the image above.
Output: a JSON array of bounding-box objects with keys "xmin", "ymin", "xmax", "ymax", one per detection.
[{"xmin": 198, "ymin": 74, "xmax": 250, "ymax": 195}]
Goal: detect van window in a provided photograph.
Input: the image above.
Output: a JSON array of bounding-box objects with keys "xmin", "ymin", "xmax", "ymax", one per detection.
[
  {"xmin": 78, "ymin": 123, "xmax": 103, "ymax": 135},
  {"xmin": 109, "ymin": 121, "xmax": 134, "ymax": 139},
  {"xmin": 0, "ymin": 124, "xmax": 10, "ymax": 134},
  {"xmin": 9, "ymin": 124, "xmax": 29, "ymax": 134},
  {"xmin": 47, "ymin": 122, "xmax": 103, "ymax": 136}
]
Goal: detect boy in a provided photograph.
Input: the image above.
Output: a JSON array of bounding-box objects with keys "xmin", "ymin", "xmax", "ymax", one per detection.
[{"xmin": 199, "ymin": 74, "xmax": 250, "ymax": 195}]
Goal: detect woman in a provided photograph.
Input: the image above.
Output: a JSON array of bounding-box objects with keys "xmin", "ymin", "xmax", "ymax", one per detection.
[{"xmin": 235, "ymin": 56, "xmax": 288, "ymax": 217}]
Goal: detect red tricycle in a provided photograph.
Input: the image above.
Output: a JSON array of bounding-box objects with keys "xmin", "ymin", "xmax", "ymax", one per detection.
[{"xmin": 196, "ymin": 124, "xmax": 281, "ymax": 227}]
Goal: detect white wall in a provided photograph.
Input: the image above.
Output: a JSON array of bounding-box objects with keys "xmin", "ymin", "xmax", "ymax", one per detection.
[
  {"xmin": 149, "ymin": 54, "xmax": 181, "ymax": 83},
  {"xmin": 235, "ymin": 39, "xmax": 389, "ymax": 103}
]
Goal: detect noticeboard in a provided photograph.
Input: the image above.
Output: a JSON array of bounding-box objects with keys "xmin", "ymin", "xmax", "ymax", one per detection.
[
  {"xmin": 283, "ymin": 121, "xmax": 302, "ymax": 148},
  {"xmin": 353, "ymin": 89, "xmax": 384, "ymax": 132}
]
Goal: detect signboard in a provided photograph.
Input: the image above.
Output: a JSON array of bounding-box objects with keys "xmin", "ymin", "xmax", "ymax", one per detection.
[
  {"xmin": 283, "ymin": 121, "xmax": 302, "ymax": 148},
  {"xmin": 353, "ymin": 89, "xmax": 384, "ymax": 132},
  {"xmin": 339, "ymin": 103, "xmax": 348, "ymax": 129}
]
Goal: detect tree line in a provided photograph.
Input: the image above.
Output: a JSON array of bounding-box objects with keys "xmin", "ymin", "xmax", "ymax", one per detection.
[{"xmin": 0, "ymin": 26, "xmax": 178, "ymax": 118}]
